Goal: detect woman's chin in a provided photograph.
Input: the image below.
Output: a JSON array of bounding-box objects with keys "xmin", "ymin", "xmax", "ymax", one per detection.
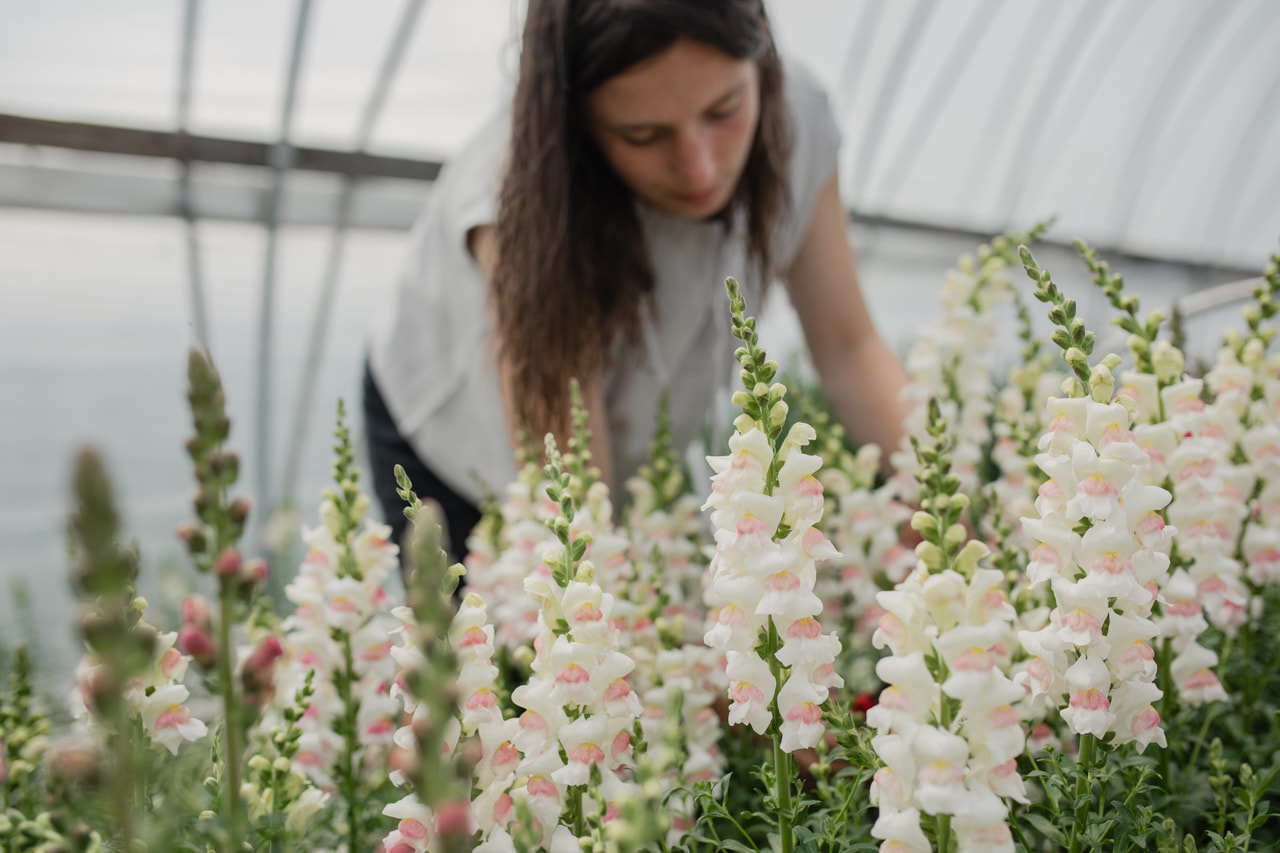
[{"xmin": 659, "ymin": 188, "xmax": 731, "ymax": 221}]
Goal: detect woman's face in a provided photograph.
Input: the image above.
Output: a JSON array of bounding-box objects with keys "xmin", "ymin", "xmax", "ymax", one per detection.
[{"xmin": 586, "ymin": 37, "xmax": 761, "ymax": 221}]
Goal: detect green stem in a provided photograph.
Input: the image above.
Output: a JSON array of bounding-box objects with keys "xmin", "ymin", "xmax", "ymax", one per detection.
[
  {"xmin": 217, "ymin": 577, "xmax": 243, "ymax": 851},
  {"xmin": 937, "ymin": 814, "xmax": 952, "ymax": 853},
  {"xmin": 765, "ymin": 618, "xmax": 794, "ymax": 853},
  {"xmin": 1183, "ymin": 704, "xmax": 1222, "ymax": 785},
  {"xmin": 339, "ymin": 633, "xmax": 361, "ymax": 853},
  {"xmin": 773, "ymin": 736, "xmax": 794, "ymax": 853},
  {"xmin": 1158, "ymin": 638, "xmax": 1173, "ymax": 787},
  {"xmin": 111, "ymin": 704, "xmax": 135, "ymax": 851},
  {"xmin": 1068, "ymin": 734, "xmax": 1098, "ymax": 853}
]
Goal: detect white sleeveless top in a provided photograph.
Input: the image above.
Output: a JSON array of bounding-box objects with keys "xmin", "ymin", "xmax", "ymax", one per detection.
[{"xmin": 368, "ymin": 62, "xmax": 840, "ymax": 506}]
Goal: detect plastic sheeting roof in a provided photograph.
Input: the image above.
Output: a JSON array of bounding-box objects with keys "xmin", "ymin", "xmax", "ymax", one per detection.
[{"xmin": 1, "ymin": 0, "xmax": 1277, "ymax": 271}]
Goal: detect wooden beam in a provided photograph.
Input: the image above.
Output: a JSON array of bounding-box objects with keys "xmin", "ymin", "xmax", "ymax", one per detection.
[{"xmin": 0, "ymin": 112, "xmax": 442, "ymax": 181}]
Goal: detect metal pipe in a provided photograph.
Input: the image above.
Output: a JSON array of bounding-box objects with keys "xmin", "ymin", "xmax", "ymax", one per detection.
[
  {"xmin": 254, "ymin": 0, "xmax": 314, "ymax": 526},
  {"xmin": 281, "ymin": 0, "xmax": 429, "ymax": 509},
  {"xmin": 176, "ymin": 0, "xmax": 210, "ymax": 355},
  {"xmin": 0, "ymin": 112, "xmax": 442, "ymax": 180}
]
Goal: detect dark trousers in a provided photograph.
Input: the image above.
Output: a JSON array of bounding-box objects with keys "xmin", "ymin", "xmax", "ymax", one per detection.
[{"xmin": 362, "ymin": 362, "xmax": 480, "ymax": 566}]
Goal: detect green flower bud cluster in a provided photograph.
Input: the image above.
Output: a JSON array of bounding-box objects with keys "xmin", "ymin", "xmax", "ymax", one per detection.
[
  {"xmin": 183, "ymin": 349, "xmax": 251, "ymax": 572},
  {"xmin": 0, "ymin": 647, "xmax": 53, "ymax": 815},
  {"xmin": 636, "ymin": 394, "xmax": 690, "ymax": 512},
  {"xmin": 725, "ymin": 277, "xmax": 791, "ymax": 494},
  {"xmin": 325, "ymin": 401, "xmax": 367, "ymax": 580},
  {"xmin": 543, "ymin": 435, "xmax": 591, "ymax": 590},
  {"xmin": 66, "ymin": 448, "xmax": 153, "ymax": 848},
  {"xmin": 726, "ymin": 277, "xmax": 786, "ymax": 441},
  {"xmin": 69, "ymin": 451, "xmax": 154, "ymax": 719},
  {"xmin": 1021, "ymin": 245, "xmax": 1096, "ymax": 398},
  {"xmin": 1225, "ymin": 253, "xmax": 1280, "ymax": 370},
  {"xmin": 394, "ymin": 468, "xmax": 475, "ymax": 813},
  {"xmin": 241, "ymin": 671, "xmax": 320, "ymax": 845},
  {"xmin": 0, "ymin": 806, "xmax": 103, "ymax": 853},
  {"xmin": 1075, "ymin": 239, "xmax": 1164, "ymax": 376},
  {"xmin": 909, "ymin": 399, "xmax": 987, "ymax": 577},
  {"xmin": 563, "ymin": 378, "xmax": 602, "ymax": 502}
]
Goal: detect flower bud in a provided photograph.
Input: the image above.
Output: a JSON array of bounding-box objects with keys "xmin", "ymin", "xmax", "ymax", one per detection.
[
  {"xmin": 176, "ymin": 522, "xmax": 207, "ymax": 555},
  {"xmin": 435, "ymin": 797, "xmax": 472, "ymax": 839},
  {"xmin": 1243, "ymin": 337, "xmax": 1266, "ymax": 369},
  {"xmin": 910, "ymin": 511, "xmax": 937, "ymax": 535},
  {"xmin": 915, "ymin": 541, "xmax": 943, "ymax": 572},
  {"xmin": 227, "ymin": 497, "xmax": 250, "ymax": 527},
  {"xmin": 768, "ymin": 400, "xmax": 789, "ymax": 430},
  {"xmin": 178, "ymin": 624, "xmax": 217, "ymax": 669},
  {"xmin": 242, "ymin": 557, "xmax": 269, "ymax": 587},
  {"xmin": 180, "ymin": 594, "xmax": 213, "ymax": 628},
  {"xmin": 192, "ymin": 486, "xmax": 216, "ymax": 521},
  {"xmin": 214, "ymin": 549, "xmax": 242, "ymax": 578},
  {"xmin": 1152, "ymin": 340, "xmax": 1184, "ymax": 383},
  {"xmin": 943, "ymin": 524, "xmax": 968, "ymax": 551}
]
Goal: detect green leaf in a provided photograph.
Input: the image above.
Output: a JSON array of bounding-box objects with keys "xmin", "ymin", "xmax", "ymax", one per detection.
[{"xmin": 1023, "ymin": 812, "xmax": 1067, "ymax": 846}]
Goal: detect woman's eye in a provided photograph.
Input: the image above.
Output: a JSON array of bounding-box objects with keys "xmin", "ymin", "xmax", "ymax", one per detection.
[
  {"xmin": 622, "ymin": 131, "xmax": 661, "ymax": 147},
  {"xmin": 708, "ymin": 100, "xmax": 741, "ymax": 121}
]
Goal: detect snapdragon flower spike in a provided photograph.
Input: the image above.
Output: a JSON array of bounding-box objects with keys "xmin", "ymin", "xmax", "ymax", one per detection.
[
  {"xmin": 499, "ymin": 433, "xmax": 641, "ymax": 851},
  {"xmin": 1018, "ymin": 246, "xmax": 1173, "ymax": 752},
  {"xmin": 869, "ymin": 398, "xmax": 1027, "ymax": 848},
  {"xmin": 889, "ymin": 226, "xmax": 1051, "ymax": 514},
  {"xmin": 701, "ymin": 278, "xmax": 842, "ymax": 757}
]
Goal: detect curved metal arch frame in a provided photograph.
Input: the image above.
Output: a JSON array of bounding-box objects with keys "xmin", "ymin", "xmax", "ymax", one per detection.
[
  {"xmin": 834, "ymin": 1, "xmax": 887, "ymax": 135},
  {"xmin": 1105, "ymin": 0, "xmax": 1236, "ymax": 244},
  {"xmin": 176, "ymin": 0, "xmax": 210, "ymax": 355},
  {"xmin": 254, "ymin": 0, "xmax": 315, "ymax": 524},
  {"xmin": 1001, "ymin": 1, "xmax": 1148, "ymax": 226},
  {"xmin": 874, "ymin": 0, "xmax": 1000, "ymax": 207},
  {"xmin": 1203, "ymin": 21, "xmax": 1280, "ymax": 258},
  {"xmin": 952, "ymin": 0, "xmax": 1062, "ymax": 211},
  {"xmin": 850, "ymin": 0, "xmax": 940, "ymax": 205},
  {"xmin": 991, "ymin": 0, "xmax": 1111, "ymax": 225},
  {"xmin": 280, "ymin": 0, "xmax": 431, "ymax": 510}
]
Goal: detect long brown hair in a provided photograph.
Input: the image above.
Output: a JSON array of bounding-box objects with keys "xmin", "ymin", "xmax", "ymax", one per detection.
[{"xmin": 492, "ymin": 0, "xmax": 791, "ymax": 439}]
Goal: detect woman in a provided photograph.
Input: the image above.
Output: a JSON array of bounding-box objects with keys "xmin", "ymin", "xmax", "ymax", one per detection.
[{"xmin": 365, "ymin": 0, "xmax": 909, "ymax": 560}]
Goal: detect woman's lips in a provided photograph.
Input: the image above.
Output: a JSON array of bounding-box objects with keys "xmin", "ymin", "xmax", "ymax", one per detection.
[{"xmin": 677, "ymin": 186, "xmax": 718, "ymax": 206}]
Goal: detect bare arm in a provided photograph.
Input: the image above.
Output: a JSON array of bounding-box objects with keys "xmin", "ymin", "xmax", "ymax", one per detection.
[
  {"xmin": 469, "ymin": 226, "xmax": 616, "ymax": 491},
  {"xmin": 783, "ymin": 172, "xmax": 910, "ymax": 465}
]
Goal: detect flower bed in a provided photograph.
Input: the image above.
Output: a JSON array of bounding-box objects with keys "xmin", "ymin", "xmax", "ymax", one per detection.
[{"xmin": 3, "ymin": 234, "xmax": 1280, "ymax": 853}]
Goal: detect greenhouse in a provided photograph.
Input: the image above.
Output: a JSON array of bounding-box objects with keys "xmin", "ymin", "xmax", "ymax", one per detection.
[{"xmin": 2, "ymin": 1, "xmax": 1279, "ymax": 850}]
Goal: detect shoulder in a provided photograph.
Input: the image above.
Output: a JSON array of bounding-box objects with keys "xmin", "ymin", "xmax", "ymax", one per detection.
[
  {"xmin": 782, "ymin": 58, "xmax": 838, "ymax": 138},
  {"xmin": 773, "ymin": 57, "xmax": 842, "ymax": 271},
  {"xmin": 426, "ymin": 109, "xmax": 511, "ymax": 235}
]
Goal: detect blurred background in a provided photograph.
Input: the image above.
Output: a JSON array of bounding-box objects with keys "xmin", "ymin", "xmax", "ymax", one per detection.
[{"xmin": 2, "ymin": 0, "xmax": 1278, "ymax": 681}]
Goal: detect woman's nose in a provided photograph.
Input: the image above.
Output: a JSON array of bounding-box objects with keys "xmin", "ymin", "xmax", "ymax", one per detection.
[{"xmin": 673, "ymin": 129, "xmax": 715, "ymax": 188}]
